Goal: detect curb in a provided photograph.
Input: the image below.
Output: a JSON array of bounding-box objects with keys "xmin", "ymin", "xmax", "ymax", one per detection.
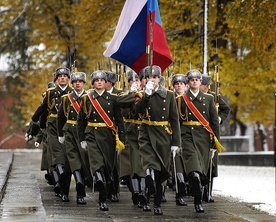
[{"xmin": 0, "ymin": 151, "xmax": 14, "ymax": 202}]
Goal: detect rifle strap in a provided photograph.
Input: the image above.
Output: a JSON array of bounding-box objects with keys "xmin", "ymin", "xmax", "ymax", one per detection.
[{"xmin": 183, "ymin": 93, "xmax": 226, "ymax": 152}]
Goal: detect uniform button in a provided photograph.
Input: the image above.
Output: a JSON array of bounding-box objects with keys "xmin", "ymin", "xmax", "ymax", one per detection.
[
  {"xmin": 148, "ymin": 107, "xmax": 151, "ymax": 109},
  {"xmin": 108, "ymin": 103, "xmax": 110, "ymax": 105},
  {"xmin": 203, "ymin": 111, "xmax": 205, "ymax": 113},
  {"xmin": 203, "ymin": 103, "xmax": 206, "ymax": 106},
  {"xmin": 94, "ymin": 119, "xmax": 97, "ymax": 122},
  {"xmin": 107, "ymin": 110, "xmax": 110, "ymax": 113},
  {"xmin": 93, "ymin": 111, "xmax": 96, "ymax": 114},
  {"xmin": 163, "ymin": 108, "xmax": 165, "ymax": 110},
  {"xmin": 191, "ymin": 127, "xmax": 194, "ymax": 130}
]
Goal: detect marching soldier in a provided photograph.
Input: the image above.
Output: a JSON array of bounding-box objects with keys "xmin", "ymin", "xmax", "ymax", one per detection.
[
  {"xmin": 32, "ymin": 67, "xmax": 73, "ymax": 202},
  {"xmin": 200, "ymin": 74, "xmax": 230, "ymax": 202},
  {"xmin": 77, "ymin": 70, "xmax": 125, "ymax": 211},
  {"xmin": 57, "ymin": 72, "xmax": 89, "ymax": 204},
  {"xmin": 134, "ymin": 65, "xmax": 181, "ymax": 215},
  {"xmin": 171, "ymin": 74, "xmax": 188, "ymax": 206},
  {"xmin": 117, "ymin": 69, "xmax": 151, "ymax": 212},
  {"xmin": 176, "ymin": 70, "xmax": 220, "ymax": 213},
  {"xmin": 105, "ymin": 70, "xmax": 122, "ymax": 202}
]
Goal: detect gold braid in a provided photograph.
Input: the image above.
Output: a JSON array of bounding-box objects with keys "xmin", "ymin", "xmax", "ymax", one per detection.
[
  {"xmin": 177, "ymin": 96, "xmax": 188, "ymax": 121},
  {"xmin": 82, "ymin": 95, "xmax": 92, "ymax": 119},
  {"xmin": 47, "ymin": 90, "xmax": 55, "ymax": 111}
]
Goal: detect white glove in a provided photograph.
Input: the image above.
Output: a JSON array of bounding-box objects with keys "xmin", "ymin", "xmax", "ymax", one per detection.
[
  {"xmin": 145, "ymin": 81, "xmax": 154, "ymax": 95},
  {"xmin": 210, "ymin": 148, "xmax": 217, "ymax": 159},
  {"xmin": 25, "ymin": 133, "xmax": 33, "ymax": 142},
  {"xmin": 58, "ymin": 136, "xmax": 65, "ymax": 144},
  {"xmin": 130, "ymin": 82, "xmax": 140, "ymax": 91},
  {"xmin": 171, "ymin": 146, "xmax": 180, "ymax": 158},
  {"xmin": 80, "ymin": 141, "xmax": 88, "ymax": 150},
  {"xmin": 34, "ymin": 142, "xmax": 40, "ymax": 147},
  {"xmin": 218, "ymin": 116, "xmax": 222, "ymax": 124}
]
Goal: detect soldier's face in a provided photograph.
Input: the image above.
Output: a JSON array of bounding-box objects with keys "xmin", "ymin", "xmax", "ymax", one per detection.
[
  {"xmin": 72, "ymin": 80, "xmax": 85, "ymax": 92},
  {"xmin": 151, "ymin": 75, "xmax": 160, "ymax": 88},
  {"xmin": 188, "ymin": 78, "xmax": 201, "ymax": 90},
  {"xmin": 200, "ymin": 84, "xmax": 208, "ymax": 93},
  {"xmin": 93, "ymin": 78, "xmax": 106, "ymax": 90},
  {"xmin": 57, "ymin": 74, "xmax": 69, "ymax": 87},
  {"xmin": 174, "ymin": 82, "xmax": 186, "ymax": 94}
]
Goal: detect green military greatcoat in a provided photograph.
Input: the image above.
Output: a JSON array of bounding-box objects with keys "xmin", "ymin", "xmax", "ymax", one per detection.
[
  {"xmin": 57, "ymin": 90, "xmax": 90, "ymax": 177},
  {"xmin": 177, "ymin": 90, "xmax": 220, "ymax": 184},
  {"xmin": 117, "ymin": 91, "xmax": 146, "ymax": 178},
  {"xmin": 134, "ymin": 87, "xmax": 181, "ymax": 183},
  {"xmin": 32, "ymin": 85, "xmax": 73, "ymax": 167},
  {"xmin": 77, "ymin": 90, "xmax": 125, "ymax": 181}
]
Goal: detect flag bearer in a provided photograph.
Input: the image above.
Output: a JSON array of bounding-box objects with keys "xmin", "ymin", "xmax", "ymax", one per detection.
[{"xmin": 134, "ymin": 65, "xmax": 181, "ymax": 215}]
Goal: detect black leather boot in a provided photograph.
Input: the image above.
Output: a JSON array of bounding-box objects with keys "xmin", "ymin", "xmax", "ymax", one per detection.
[
  {"xmin": 176, "ymin": 182, "xmax": 187, "ymax": 206},
  {"xmin": 131, "ymin": 178, "xmax": 139, "ymax": 205},
  {"xmin": 138, "ymin": 178, "xmax": 151, "ymax": 212},
  {"xmin": 52, "ymin": 170, "xmax": 61, "ymax": 197},
  {"xmin": 203, "ymin": 177, "xmax": 215, "ymax": 203},
  {"xmin": 73, "ymin": 170, "xmax": 86, "ymax": 204},
  {"xmin": 175, "ymin": 173, "xmax": 187, "ymax": 206},
  {"xmin": 95, "ymin": 171, "xmax": 108, "ymax": 211},
  {"xmin": 191, "ymin": 172, "xmax": 204, "ymax": 213},
  {"xmin": 45, "ymin": 170, "xmax": 54, "ymax": 185},
  {"xmin": 153, "ymin": 171, "xmax": 162, "ymax": 215},
  {"xmin": 56, "ymin": 164, "xmax": 66, "ymax": 187},
  {"xmin": 108, "ymin": 168, "xmax": 119, "ymax": 202},
  {"xmin": 153, "ymin": 205, "xmax": 163, "ymax": 215},
  {"xmin": 145, "ymin": 168, "xmax": 156, "ymax": 195},
  {"xmin": 161, "ymin": 185, "xmax": 167, "ymax": 202}
]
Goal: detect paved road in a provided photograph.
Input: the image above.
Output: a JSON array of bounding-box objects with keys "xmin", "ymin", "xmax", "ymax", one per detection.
[{"xmin": 0, "ymin": 150, "xmax": 276, "ymax": 222}]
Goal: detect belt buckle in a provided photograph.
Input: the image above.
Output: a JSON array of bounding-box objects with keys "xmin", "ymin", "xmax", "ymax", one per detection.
[
  {"xmin": 153, "ymin": 121, "xmax": 157, "ymax": 126},
  {"xmin": 98, "ymin": 123, "xmax": 102, "ymax": 127}
]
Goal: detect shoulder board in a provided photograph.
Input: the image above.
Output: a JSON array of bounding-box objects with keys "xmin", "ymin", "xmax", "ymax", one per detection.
[
  {"xmin": 118, "ymin": 91, "xmax": 129, "ymax": 97},
  {"xmin": 47, "ymin": 87, "xmax": 55, "ymax": 91},
  {"xmin": 204, "ymin": 92, "xmax": 214, "ymax": 98},
  {"xmin": 110, "ymin": 93, "xmax": 118, "ymax": 97}
]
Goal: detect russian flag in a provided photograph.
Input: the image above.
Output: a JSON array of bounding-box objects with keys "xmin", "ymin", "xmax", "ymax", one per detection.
[{"xmin": 103, "ymin": 0, "xmax": 172, "ymax": 74}]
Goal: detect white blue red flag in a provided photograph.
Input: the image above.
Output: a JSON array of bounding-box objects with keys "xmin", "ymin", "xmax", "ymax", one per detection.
[{"xmin": 103, "ymin": 0, "xmax": 172, "ymax": 74}]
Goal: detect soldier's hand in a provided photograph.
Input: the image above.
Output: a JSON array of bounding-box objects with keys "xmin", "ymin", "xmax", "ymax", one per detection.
[
  {"xmin": 130, "ymin": 82, "xmax": 140, "ymax": 92},
  {"xmin": 80, "ymin": 141, "xmax": 87, "ymax": 150},
  {"xmin": 145, "ymin": 81, "xmax": 154, "ymax": 95},
  {"xmin": 210, "ymin": 148, "xmax": 217, "ymax": 159},
  {"xmin": 58, "ymin": 136, "xmax": 65, "ymax": 144},
  {"xmin": 171, "ymin": 146, "xmax": 180, "ymax": 158},
  {"xmin": 25, "ymin": 133, "xmax": 33, "ymax": 142}
]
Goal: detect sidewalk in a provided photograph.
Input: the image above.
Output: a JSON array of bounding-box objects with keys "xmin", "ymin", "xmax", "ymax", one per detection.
[
  {"xmin": 0, "ymin": 150, "xmax": 13, "ymax": 202},
  {"xmin": 0, "ymin": 149, "xmax": 276, "ymax": 222}
]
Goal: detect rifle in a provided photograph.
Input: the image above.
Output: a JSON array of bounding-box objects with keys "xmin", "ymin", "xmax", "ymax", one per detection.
[
  {"xmin": 67, "ymin": 47, "xmax": 77, "ymax": 74},
  {"xmin": 214, "ymin": 39, "xmax": 219, "ymax": 110}
]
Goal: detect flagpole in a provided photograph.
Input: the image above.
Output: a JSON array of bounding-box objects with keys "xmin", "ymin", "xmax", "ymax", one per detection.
[
  {"xmin": 202, "ymin": 0, "xmax": 208, "ymax": 75},
  {"xmin": 147, "ymin": 11, "xmax": 154, "ymax": 77}
]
